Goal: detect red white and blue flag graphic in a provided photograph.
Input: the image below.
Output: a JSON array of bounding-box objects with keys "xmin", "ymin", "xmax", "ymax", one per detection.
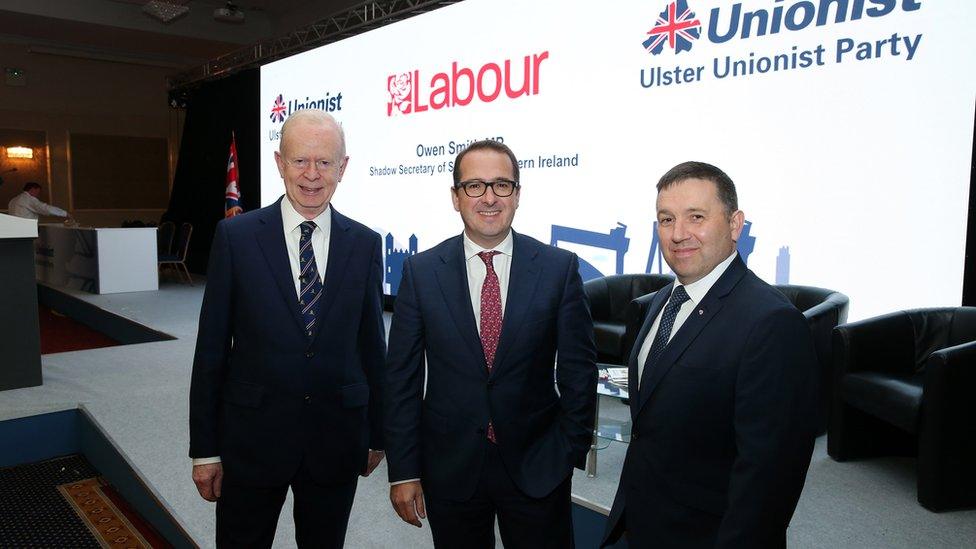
[
  {"xmin": 643, "ymin": 0, "xmax": 701, "ymax": 55},
  {"xmin": 270, "ymin": 94, "xmax": 287, "ymax": 123},
  {"xmin": 224, "ymin": 133, "xmax": 243, "ymax": 218}
]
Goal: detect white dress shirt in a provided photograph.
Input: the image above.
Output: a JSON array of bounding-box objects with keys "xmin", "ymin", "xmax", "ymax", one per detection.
[
  {"xmin": 192, "ymin": 198, "xmax": 332, "ymax": 467},
  {"xmin": 636, "ymin": 251, "xmax": 738, "ymax": 387},
  {"xmin": 389, "ymin": 229, "xmax": 514, "ymax": 486},
  {"xmin": 7, "ymin": 191, "xmax": 68, "ymax": 219}
]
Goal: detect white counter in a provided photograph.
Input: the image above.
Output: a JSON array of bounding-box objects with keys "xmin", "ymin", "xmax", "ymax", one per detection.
[
  {"xmin": 0, "ymin": 213, "xmax": 38, "ymax": 239},
  {"xmin": 35, "ymin": 224, "xmax": 158, "ymax": 294}
]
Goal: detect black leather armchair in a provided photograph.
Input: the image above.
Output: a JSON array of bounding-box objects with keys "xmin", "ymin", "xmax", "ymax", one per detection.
[
  {"xmin": 583, "ymin": 274, "xmax": 673, "ymax": 364},
  {"xmin": 827, "ymin": 307, "xmax": 976, "ymax": 511},
  {"xmin": 774, "ymin": 285, "xmax": 850, "ymax": 435}
]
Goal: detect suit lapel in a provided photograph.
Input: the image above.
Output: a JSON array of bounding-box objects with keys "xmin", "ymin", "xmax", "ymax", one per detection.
[
  {"xmin": 635, "ymin": 257, "xmax": 748, "ymax": 417},
  {"xmin": 493, "ymin": 231, "xmax": 541, "ymax": 373},
  {"xmin": 309, "ymin": 207, "xmax": 353, "ymax": 342},
  {"xmin": 434, "ymin": 235, "xmax": 484, "ymax": 366},
  {"xmin": 255, "ymin": 199, "xmax": 305, "ymax": 333},
  {"xmin": 629, "ymin": 284, "xmax": 671, "ymax": 421}
]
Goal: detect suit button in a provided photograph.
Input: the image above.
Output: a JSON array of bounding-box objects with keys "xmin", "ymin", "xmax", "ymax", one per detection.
[
  {"xmin": 487, "ymin": 379, "xmax": 494, "ymax": 388},
  {"xmin": 305, "ymin": 351, "xmax": 314, "ymax": 358},
  {"xmin": 304, "ymin": 395, "xmax": 312, "ymax": 404},
  {"xmin": 631, "ymin": 433, "xmax": 639, "ymax": 441}
]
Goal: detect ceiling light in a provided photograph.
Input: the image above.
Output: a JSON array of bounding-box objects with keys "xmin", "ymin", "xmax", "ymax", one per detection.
[
  {"xmin": 214, "ymin": 2, "xmax": 245, "ymax": 24},
  {"xmin": 143, "ymin": 1, "xmax": 190, "ymax": 23},
  {"xmin": 7, "ymin": 147, "xmax": 33, "ymax": 159}
]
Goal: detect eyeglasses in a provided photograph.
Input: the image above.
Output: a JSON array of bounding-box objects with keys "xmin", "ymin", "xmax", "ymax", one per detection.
[
  {"xmin": 455, "ymin": 178, "xmax": 519, "ymax": 198},
  {"xmin": 285, "ymin": 158, "xmax": 339, "ymax": 172}
]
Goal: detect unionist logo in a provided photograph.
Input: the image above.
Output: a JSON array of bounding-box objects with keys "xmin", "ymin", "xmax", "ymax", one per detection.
[
  {"xmin": 268, "ymin": 91, "xmax": 344, "ymax": 124},
  {"xmin": 642, "ymin": 0, "xmax": 924, "ymax": 55},
  {"xmin": 270, "ymin": 94, "xmax": 287, "ymax": 123},
  {"xmin": 386, "ymin": 51, "xmax": 549, "ymax": 117},
  {"xmin": 643, "ymin": 0, "xmax": 702, "ymax": 55}
]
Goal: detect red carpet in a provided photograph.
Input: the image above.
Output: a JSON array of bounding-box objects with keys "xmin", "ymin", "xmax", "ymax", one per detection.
[{"xmin": 38, "ymin": 305, "xmax": 120, "ymax": 354}]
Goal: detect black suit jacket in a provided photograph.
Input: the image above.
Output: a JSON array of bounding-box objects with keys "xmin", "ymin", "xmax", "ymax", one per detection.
[
  {"xmin": 384, "ymin": 231, "xmax": 597, "ymax": 500},
  {"xmin": 603, "ymin": 256, "xmax": 818, "ymax": 548},
  {"xmin": 189, "ymin": 199, "xmax": 386, "ymax": 486}
]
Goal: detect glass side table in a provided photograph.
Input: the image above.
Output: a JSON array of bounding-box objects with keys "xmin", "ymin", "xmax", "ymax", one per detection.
[{"xmin": 586, "ymin": 368, "xmax": 631, "ymax": 477}]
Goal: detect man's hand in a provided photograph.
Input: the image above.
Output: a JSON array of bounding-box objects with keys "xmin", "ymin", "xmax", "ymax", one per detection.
[
  {"xmin": 362, "ymin": 450, "xmax": 385, "ymax": 477},
  {"xmin": 390, "ymin": 481, "xmax": 426, "ymax": 527},
  {"xmin": 192, "ymin": 462, "xmax": 223, "ymax": 502}
]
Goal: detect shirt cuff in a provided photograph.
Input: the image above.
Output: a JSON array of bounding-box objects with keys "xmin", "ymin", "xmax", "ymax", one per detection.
[
  {"xmin": 390, "ymin": 478, "xmax": 420, "ymax": 486},
  {"xmin": 192, "ymin": 456, "xmax": 222, "ymax": 466}
]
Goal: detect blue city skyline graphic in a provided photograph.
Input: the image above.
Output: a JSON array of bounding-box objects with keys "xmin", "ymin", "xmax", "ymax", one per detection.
[
  {"xmin": 385, "ymin": 232, "xmax": 417, "ymax": 294},
  {"xmin": 551, "ymin": 223, "xmax": 630, "ymax": 282},
  {"xmin": 381, "ymin": 221, "xmax": 790, "ymax": 295}
]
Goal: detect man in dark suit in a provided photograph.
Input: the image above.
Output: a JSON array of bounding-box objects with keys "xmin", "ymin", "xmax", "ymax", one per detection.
[
  {"xmin": 603, "ymin": 161, "xmax": 819, "ymax": 548},
  {"xmin": 189, "ymin": 110, "xmax": 386, "ymax": 548},
  {"xmin": 384, "ymin": 140, "xmax": 596, "ymax": 548}
]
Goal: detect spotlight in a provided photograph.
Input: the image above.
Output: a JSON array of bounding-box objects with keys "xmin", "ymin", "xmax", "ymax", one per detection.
[{"xmin": 143, "ymin": 1, "xmax": 190, "ymax": 24}]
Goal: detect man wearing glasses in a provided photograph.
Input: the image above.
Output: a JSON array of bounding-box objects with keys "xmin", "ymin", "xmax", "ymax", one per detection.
[
  {"xmin": 190, "ymin": 110, "xmax": 386, "ymax": 547},
  {"xmin": 384, "ymin": 140, "xmax": 596, "ymax": 548}
]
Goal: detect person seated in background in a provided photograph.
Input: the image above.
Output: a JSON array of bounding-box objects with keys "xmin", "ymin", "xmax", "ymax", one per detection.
[{"xmin": 7, "ymin": 182, "xmax": 70, "ymax": 220}]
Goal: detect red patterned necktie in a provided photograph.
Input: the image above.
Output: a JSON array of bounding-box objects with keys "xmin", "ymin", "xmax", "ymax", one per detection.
[{"xmin": 478, "ymin": 251, "xmax": 502, "ymax": 443}]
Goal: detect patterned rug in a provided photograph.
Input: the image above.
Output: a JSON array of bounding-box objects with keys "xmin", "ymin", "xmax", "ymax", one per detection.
[{"xmin": 0, "ymin": 455, "xmax": 169, "ymax": 548}]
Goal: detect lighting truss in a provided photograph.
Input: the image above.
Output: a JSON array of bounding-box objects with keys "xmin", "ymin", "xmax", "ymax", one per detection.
[{"xmin": 169, "ymin": 0, "xmax": 461, "ymax": 91}]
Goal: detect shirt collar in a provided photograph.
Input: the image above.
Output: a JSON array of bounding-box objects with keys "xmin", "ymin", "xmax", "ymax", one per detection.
[
  {"xmin": 674, "ymin": 251, "xmax": 738, "ymax": 305},
  {"xmin": 280, "ymin": 196, "xmax": 331, "ymax": 233},
  {"xmin": 463, "ymin": 229, "xmax": 514, "ymax": 261}
]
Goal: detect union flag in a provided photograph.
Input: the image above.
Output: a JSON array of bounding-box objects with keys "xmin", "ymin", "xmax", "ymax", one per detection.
[
  {"xmin": 643, "ymin": 0, "xmax": 702, "ymax": 55},
  {"xmin": 224, "ymin": 133, "xmax": 243, "ymax": 218}
]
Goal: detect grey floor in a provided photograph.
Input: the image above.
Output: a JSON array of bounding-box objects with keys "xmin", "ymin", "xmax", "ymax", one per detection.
[{"xmin": 1, "ymin": 280, "xmax": 973, "ymax": 548}]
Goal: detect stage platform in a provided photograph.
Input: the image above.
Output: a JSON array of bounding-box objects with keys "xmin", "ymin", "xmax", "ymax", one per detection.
[{"xmin": 0, "ymin": 280, "xmax": 973, "ymax": 548}]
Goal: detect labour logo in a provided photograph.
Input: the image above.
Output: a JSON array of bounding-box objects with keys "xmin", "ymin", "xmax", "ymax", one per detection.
[
  {"xmin": 643, "ymin": 0, "xmax": 701, "ymax": 55},
  {"xmin": 387, "ymin": 73, "xmax": 412, "ymax": 116},
  {"xmin": 270, "ymin": 94, "xmax": 287, "ymax": 123}
]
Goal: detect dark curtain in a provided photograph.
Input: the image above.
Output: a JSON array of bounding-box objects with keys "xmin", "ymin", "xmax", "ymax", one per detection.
[
  {"xmin": 164, "ymin": 68, "xmax": 261, "ymax": 274},
  {"xmin": 965, "ymin": 102, "xmax": 976, "ymax": 306}
]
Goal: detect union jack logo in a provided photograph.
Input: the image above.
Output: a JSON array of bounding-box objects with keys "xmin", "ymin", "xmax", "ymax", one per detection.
[
  {"xmin": 643, "ymin": 0, "xmax": 701, "ymax": 55},
  {"xmin": 270, "ymin": 94, "xmax": 287, "ymax": 123}
]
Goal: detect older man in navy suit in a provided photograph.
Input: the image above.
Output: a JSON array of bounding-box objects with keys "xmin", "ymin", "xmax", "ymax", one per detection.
[
  {"xmin": 602, "ymin": 161, "xmax": 819, "ymax": 548},
  {"xmin": 384, "ymin": 140, "xmax": 597, "ymax": 548},
  {"xmin": 189, "ymin": 110, "xmax": 386, "ymax": 548}
]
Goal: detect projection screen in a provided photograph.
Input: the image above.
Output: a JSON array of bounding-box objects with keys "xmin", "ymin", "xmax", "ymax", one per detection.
[{"xmin": 260, "ymin": 0, "xmax": 976, "ymax": 320}]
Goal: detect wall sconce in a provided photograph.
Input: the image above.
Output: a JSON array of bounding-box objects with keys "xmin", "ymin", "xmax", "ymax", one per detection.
[{"xmin": 6, "ymin": 146, "xmax": 33, "ymax": 159}]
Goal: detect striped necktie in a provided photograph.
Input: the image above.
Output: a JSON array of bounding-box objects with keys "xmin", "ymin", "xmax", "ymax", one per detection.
[{"xmin": 298, "ymin": 221, "xmax": 323, "ymax": 338}]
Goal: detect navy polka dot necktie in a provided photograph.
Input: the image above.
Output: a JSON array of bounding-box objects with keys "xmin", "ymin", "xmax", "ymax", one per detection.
[
  {"xmin": 298, "ymin": 221, "xmax": 323, "ymax": 338},
  {"xmin": 641, "ymin": 285, "xmax": 690, "ymax": 386}
]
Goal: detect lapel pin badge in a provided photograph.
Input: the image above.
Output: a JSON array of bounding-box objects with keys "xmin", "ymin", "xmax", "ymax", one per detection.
[{"xmin": 698, "ymin": 309, "xmax": 704, "ymax": 315}]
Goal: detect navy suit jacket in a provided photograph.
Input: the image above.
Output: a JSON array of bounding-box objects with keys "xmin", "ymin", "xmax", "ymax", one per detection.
[
  {"xmin": 384, "ymin": 231, "xmax": 597, "ymax": 500},
  {"xmin": 189, "ymin": 198, "xmax": 386, "ymax": 487},
  {"xmin": 603, "ymin": 256, "xmax": 818, "ymax": 548}
]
